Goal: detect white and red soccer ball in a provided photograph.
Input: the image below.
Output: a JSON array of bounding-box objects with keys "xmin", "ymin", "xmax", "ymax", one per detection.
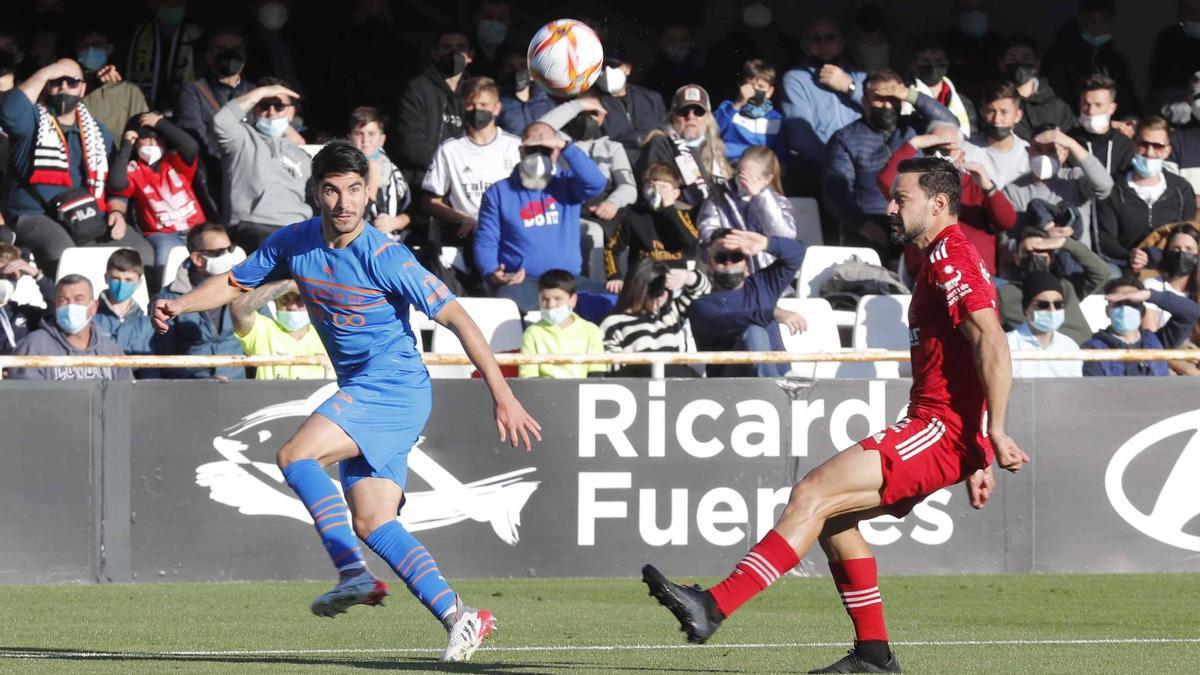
[{"xmin": 526, "ymin": 19, "xmax": 604, "ymax": 98}]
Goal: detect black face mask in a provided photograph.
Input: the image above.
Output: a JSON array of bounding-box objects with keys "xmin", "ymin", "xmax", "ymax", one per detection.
[
  {"xmin": 748, "ymin": 90, "xmax": 767, "ymax": 107},
  {"xmin": 214, "ymin": 49, "xmax": 245, "ymax": 78},
  {"xmin": 1006, "ymin": 63, "xmax": 1037, "ymax": 87},
  {"xmin": 563, "ymin": 112, "xmax": 602, "ymax": 141},
  {"xmin": 504, "ymin": 69, "xmax": 530, "ymax": 93},
  {"xmin": 868, "ymin": 106, "xmax": 899, "ymax": 131},
  {"xmin": 915, "ymin": 63, "xmax": 947, "ymax": 87},
  {"xmin": 1162, "ymin": 250, "xmax": 1199, "ymax": 278},
  {"xmin": 436, "ymin": 50, "xmax": 468, "ymax": 77},
  {"xmin": 983, "ymin": 123, "xmax": 1013, "ymax": 141},
  {"xmin": 44, "ymin": 93, "xmax": 81, "ymax": 117},
  {"xmin": 463, "ymin": 108, "xmax": 494, "ymax": 130},
  {"xmin": 713, "ymin": 269, "xmax": 746, "ymax": 290}
]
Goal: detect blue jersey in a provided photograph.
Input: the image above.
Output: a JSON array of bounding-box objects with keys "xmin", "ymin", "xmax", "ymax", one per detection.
[{"xmin": 230, "ymin": 218, "xmax": 454, "ymax": 382}]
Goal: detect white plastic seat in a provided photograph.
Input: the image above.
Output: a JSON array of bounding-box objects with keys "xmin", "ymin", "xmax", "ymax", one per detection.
[
  {"xmin": 162, "ymin": 245, "xmax": 190, "ymax": 285},
  {"xmin": 428, "ymin": 297, "xmax": 523, "ymax": 378},
  {"xmin": 795, "ymin": 245, "xmax": 883, "ymax": 299},
  {"xmin": 57, "ymin": 246, "xmax": 150, "ymax": 311},
  {"xmin": 438, "ymin": 245, "xmax": 469, "ymax": 275},
  {"xmin": 849, "ymin": 294, "xmax": 913, "ymax": 379},
  {"xmin": 298, "ymin": 144, "xmax": 326, "ymax": 159},
  {"xmin": 776, "ymin": 298, "xmax": 843, "ymax": 378},
  {"xmin": 788, "ymin": 197, "xmax": 823, "ymax": 247},
  {"xmin": 1079, "ymin": 294, "xmax": 1110, "ymax": 333}
]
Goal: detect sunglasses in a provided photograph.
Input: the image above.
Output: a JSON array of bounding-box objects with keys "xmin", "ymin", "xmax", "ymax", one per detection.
[
  {"xmin": 48, "ymin": 76, "xmax": 83, "ymax": 88},
  {"xmin": 1033, "ymin": 300, "xmax": 1064, "ymax": 310},
  {"xmin": 713, "ymin": 251, "xmax": 745, "ymax": 264},
  {"xmin": 676, "ymin": 105, "xmax": 707, "ymax": 118},
  {"xmin": 197, "ymin": 245, "xmax": 235, "ymax": 257},
  {"xmin": 1135, "ymin": 140, "xmax": 1168, "ymax": 151},
  {"xmin": 256, "ymin": 99, "xmax": 290, "ymax": 112}
]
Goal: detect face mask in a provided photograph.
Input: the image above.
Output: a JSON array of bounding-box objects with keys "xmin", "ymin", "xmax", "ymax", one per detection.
[
  {"xmin": 1183, "ymin": 21, "xmax": 1200, "ymax": 40},
  {"xmin": 106, "ymin": 277, "xmax": 138, "ymax": 303},
  {"xmin": 214, "ymin": 49, "xmax": 245, "ymax": 78},
  {"xmin": 958, "ymin": 10, "xmax": 989, "ymax": 38},
  {"xmin": 463, "ymin": 108, "xmax": 495, "ymax": 130},
  {"xmin": 1031, "ymin": 308, "xmax": 1065, "ymax": 333},
  {"xmin": 137, "ymin": 144, "xmax": 163, "ymax": 165},
  {"xmin": 868, "ymin": 106, "xmax": 899, "ymax": 132},
  {"xmin": 599, "ymin": 66, "xmax": 626, "ymax": 94},
  {"xmin": 156, "ymin": 6, "xmax": 186, "ymax": 27},
  {"xmin": 1081, "ymin": 31, "xmax": 1112, "ymax": 47},
  {"xmin": 0, "ymin": 278, "xmax": 14, "ymax": 305},
  {"xmin": 477, "ymin": 20, "xmax": 507, "ymax": 48},
  {"xmin": 684, "ymin": 134, "xmax": 706, "ymax": 149},
  {"xmin": 203, "ymin": 249, "xmax": 240, "ymax": 276},
  {"xmin": 1078, "ymin": 113, "xmax": 1111, "ymax": 134},
  {"xmin": 44, "ymin": 93, "xmax": 81, "ymax": 117},
  {"xmin": 1109, "ymin": 304, "xmax": 1142, "ymax": 335},
  {"xmin": 742, "ymin": 96, "xmax": 773, "ymax": 119},
  {"xmin": 257, "ymin": 2, "xmax": 288, "ymax": 31},
  {"xmin": 983, "ymin": 123, "xmax": 1013, "ymax": 141},
  {"xmin": 77, "ymin": 47, "xmax": 107, "ymax": 72},
  {"xmin": 255, "ymin": 116, "xmax": 290, "ymax": 138},
  {"xmin": 276, "ymin": 309, "xmax": 310, "ymax": 332},
  {"xmin": 436, "ymin": 50, "xmax": 468, "ymax": 77},
  {"xmin": 1007, "ymin": 64, "xmax": 1038, "ymax": 88},
  {"xmin": 1031, "ymin": 154, "xmax": 1059, "ymax": 180},
  {"xmin": 1131, "ymin": 154, "xmax": 1164, "ymax": 177},
  {"xmin": 915, "ymin": 63, "xmax": 947, "ymax": 87},
  {"xmin": 507, "ymin": 69, "xmax": 531, "ymax": 93},
  {"xmin": 518, "ymin": 154, "xmax": 554, "ymax": 190},
  {"xmin": 642, "ymin": 186, "xmax": 663, "ymax": 209},
  {"xmin": 742, "ymin": 3, "xmax": 772, "ymax": 29},
  {"xmin": 542, "ymin": 305, "xmax": 572, "ymax": 325},
  {"xmin": 56, "ymin": 303, "xmax": 91, "ymax": 335},
  {"xmin": 713, "ymin": 269, "xmax": 745, "ymax": 290},
  {"xmin": 564, "ymin": 112, "xmax": 602, "ymax": 141},
  {"xmin": 1162, "ymin": 250, "xmax": 1199, "ymax": 278},
  {"xmin": 662, "ymin": 46, "xmax": 692, "ymax": 65},
  {"xmin": 367, "ymin": 147, "xmax": 384, "ymax": 161}
]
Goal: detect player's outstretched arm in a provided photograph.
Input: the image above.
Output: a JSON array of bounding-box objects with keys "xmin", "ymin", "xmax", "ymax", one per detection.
[
  {"xmin": 434, "ymin": 300, "xmax": 543, "ymax": 452},
  {"xmin": 960, "ymin": 308, "xmax": 1031, "ymax": 474},
  {"xmin": 152, "ymin": 272, "xmax": 246, "ymax": 334}
]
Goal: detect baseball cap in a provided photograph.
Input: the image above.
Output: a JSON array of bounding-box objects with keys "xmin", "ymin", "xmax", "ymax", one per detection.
[{"xmin": 672, "ymin": 84, "xmax": 711, "ymax": 113}]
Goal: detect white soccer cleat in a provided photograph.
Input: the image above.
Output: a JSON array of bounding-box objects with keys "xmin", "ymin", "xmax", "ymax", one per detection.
[
  {"xmin": 440, "ymin": 609, "xmax": 496, "ymax": 662},
  {"xmin": 310, "ymin": 573, "xmax": 389, "ymax": 618}
]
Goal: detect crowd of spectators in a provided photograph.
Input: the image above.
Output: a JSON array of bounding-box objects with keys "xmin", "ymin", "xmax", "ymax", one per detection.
[{"xmin": 2, "ymin": 0, "xmax": 1200, "ymax": 381}]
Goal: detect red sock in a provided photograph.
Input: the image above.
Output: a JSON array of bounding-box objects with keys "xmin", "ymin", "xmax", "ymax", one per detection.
[
  {"xmin": 829, "ymin": 557, "xmax": 888, "ymax": 642},
  {"xmin": 708, "ymin": 530, "xmax": 799, "ymax": 618}
]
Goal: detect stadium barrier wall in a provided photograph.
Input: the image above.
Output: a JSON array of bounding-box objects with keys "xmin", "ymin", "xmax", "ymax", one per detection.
[{"xmin": 2, "ymin": 378, "xmax": 1198, "ymax": 584}]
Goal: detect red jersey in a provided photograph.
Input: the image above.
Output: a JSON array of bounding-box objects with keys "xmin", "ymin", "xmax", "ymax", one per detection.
[
  {"xmin": 114, "ymin": 153, "xmax": 205, "ymax": 235},
  {"xmin": 907, "ymin": 224, "xmax": 997, "ymax": 460}
]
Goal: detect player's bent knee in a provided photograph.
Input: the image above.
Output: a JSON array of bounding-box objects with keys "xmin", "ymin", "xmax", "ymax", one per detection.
[
  {"xmin": 275, "ymin": 441, "xmax": 320, "ymax": 469},
  {"xmin": 352, "ymin": 512, "xmax": 394, "ymax": 540}
]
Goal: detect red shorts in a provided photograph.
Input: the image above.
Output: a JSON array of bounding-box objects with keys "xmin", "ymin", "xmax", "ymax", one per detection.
[{"xmin": 858, "ymin": 415, "xmax": 985, "ymax": 517}]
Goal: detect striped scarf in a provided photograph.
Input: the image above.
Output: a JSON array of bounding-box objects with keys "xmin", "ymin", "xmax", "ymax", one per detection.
[{"xmin": 30, "ymin": 102, "xmax": 108, "ymax": 206}]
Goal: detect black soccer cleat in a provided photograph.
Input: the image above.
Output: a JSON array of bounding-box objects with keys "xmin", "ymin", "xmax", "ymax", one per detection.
[
  {"xmin": 809, "ymin": 648, "xmax": 902, "ymax": 673},
  {"xmin": 641, "ymin": 564, "xmax": 724, "ymax": 644}
]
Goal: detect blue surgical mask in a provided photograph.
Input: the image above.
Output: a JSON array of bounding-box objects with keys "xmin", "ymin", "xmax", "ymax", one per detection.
[
  {"xmin": 77, "ymin": 47, "xmax": 108, "ymax": 72},
  {"xmin": 1131, "ymin": 154, "xmax": 1164, "ymax": 178},
  {"xmin": 1030, "ymin": 309, "xmax": 1065, "ymax": 334},
  {"xmin": 1110, "ymin": 305, "xmax": 1143, "ymax": 335},
  {"xmin": 56, "ymin": 303, "xmax": 91, "ymax": 335},
  {"xmin": 542, "ymin": 305, "xmax": 572, "ymax": 325},
  {"xmin": 255, "ymin": 116, "xmax": 290, "ymax": 138},
  {"xmin": 106, "ymin": 277, "xmax": 138, "ymax": 303},
  {"xmin": 275, "ymin": 309, "xmax": 310, "ymax": 332},
  {"xmin": 1080, "ymin": 31, "xmax": 1111, "ymax": 47},
  {"xmin": 958, "ymin": 10, "xmax": 988, "ymax": 38},
  {"xmin": 368, "ymin": 147, "xmax": 384, "ymax": 161}
]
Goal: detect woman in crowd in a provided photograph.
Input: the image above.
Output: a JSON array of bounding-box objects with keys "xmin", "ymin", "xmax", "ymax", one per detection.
[
  {"xmin": 1142, "ymin": 223, "xmax": 1200, "ymax": 375},
  {"xmin": 697, "ymin": 144, "xmax": 796, "ymax": 271},
  {"xmin": 599, "ymin": 259, "xmax": 709, "ymax": 377}
]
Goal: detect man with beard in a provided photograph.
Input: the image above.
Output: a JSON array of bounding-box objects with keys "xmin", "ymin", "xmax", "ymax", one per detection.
[{"xmin": 643, "ymin": 157, "xmax": 1029, "ymax": 673}]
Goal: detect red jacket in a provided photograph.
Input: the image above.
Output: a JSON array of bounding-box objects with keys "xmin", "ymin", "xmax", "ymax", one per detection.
[{"xmin": 877, "ymin": 143, "xmax": 1017, "ymax": 278}]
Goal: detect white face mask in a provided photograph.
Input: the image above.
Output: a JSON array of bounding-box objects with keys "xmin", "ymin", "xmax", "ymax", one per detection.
[
  {"xmin": 518, "ymin": 154, "xmax": 554, "ymax": 190},
  {"xmin": 1078, "ymin": 113, "xmax": 1111, "ymax": 134},
  {"xmin": 137, "ymin": 144, "xmax": 163, "ymax": 165},
  {"xmin": 1030, "ymin": 154, "xmax": 1060, "ymax": 180},
  {"xmin": 0, "ymin": 278, "xmax": 13, "ymax": 305},
  {"xmin": 202, "ymin": 247, "xmax": 245, "ymax": 276},
  {"xmin": 542, "ymin": 305, "xmax": 572, "ymax": 325},
  {"xmin": 275, "ymin": 309, "xmax": 310, "ymax": 332},
  {"xmin": 258, "ymin": 2, "xmax": 288, "ymax": 31},
  {"xmin": 601, "ymin": 66, "xmax": 626, "ymax": 94}
]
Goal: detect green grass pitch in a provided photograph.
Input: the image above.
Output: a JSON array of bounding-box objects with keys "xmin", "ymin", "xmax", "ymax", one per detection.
[{"xmin": 1, "ymin": 574, "xmax": 1197, "ymax": 673}]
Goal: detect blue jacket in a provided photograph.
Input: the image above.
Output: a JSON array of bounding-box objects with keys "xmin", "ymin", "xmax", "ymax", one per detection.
[
  {"xmin": 822, "ymin": 93, "xmax": 958, "ymax": 227},
  {"xmin": 498, "ymin": 85, "xmax": 556, "ymax": 136},
  {"xmin": 474, "ymin": 144, "xmax": 607, "ymax": 279},
  {"xmin": 689, "ymin": 236, "xmax": 806, "ymax": 349},
  {"xmin": 152, "ymin": 264, "xmax": 245, "ymax": 380},
  {"xmin": 0, "ymin": 89, "xmax": 115, "ymax": 217},
  {"xmin": 714, "ymin": 100, "xmax": 785, "ymax": 162},
  {"xmin": 1081, "ymin": 289, "xmax": 1199, "ymax": 376},
  {"xmin": 93, "ymin": 293, "xmax": 157, "ymax": 379},
  {"xmin": 779, "ymin": 63, "xmax": 867, "ymax": 176}
]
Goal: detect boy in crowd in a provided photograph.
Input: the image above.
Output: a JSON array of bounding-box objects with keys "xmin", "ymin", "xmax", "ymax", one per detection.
[
  {"xmin": 347, "ymin": 106, "xmax": 411, "ymax": 240},
  {"xmin": 714, "ymin": 59, "xmax": 785, "ymax": 163},
  {"xmin": 518, "ymin": 270, "xmax": 604, "ymax": 379},
  {"xmin": 92, "ymin": 248, "xmax": 155, "ymax": 377},
  {"xmin": 231, "ymin": 278, "xmax": 330, "ymax": 380}
]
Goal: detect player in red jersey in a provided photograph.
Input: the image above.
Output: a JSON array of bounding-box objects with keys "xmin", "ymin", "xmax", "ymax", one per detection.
[{"xmin": 642, "ymin": 157, "xmax": 1030, "ymax": 673}]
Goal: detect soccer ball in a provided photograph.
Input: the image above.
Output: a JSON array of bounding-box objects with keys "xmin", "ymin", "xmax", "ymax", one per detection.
[{"xmin": 527, "ymin": 19, "xmax": 604, "ymax": 98}]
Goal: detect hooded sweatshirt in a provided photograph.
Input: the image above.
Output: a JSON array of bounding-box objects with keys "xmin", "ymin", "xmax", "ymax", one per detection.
[
  {"xmin": 1013, "ymin": 80, "xmax": 1077, "ymax": 141},
  {"xmin": 211, "ymin": 98, "xmax": 313, "ymax": 227},
  {"xmin": 8, "ymin": 320, "xmax": 132, "ymax": 381}
]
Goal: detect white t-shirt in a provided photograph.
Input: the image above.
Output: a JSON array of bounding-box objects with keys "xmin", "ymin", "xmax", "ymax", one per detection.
[
  {"xmin": 964, "ymin": 136, "xmax": 1030, "ymax": 189},
  {"xmin": 1126, "ymin": 172, "xmax": 1167, "ymax": 205},
  {"xmin": 422, "ymin": 131, "xmax": 522, "ymax": 217},
  {"xmin": 1143, "ymin": 276, "xmax": 1186, "ymax": 328}
]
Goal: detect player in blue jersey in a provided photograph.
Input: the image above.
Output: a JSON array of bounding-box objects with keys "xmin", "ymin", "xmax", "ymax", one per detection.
[{"xmin": 152, "ymin": 141, "xmax": 542, "ymax": 663}]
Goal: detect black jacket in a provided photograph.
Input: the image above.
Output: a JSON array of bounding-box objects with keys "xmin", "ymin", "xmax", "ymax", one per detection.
[
  {"xmin": 1170, "ymin": 124, "xmax": 1200, "ymax": 170},
  {"xmin": 395, "ymin": 63, "xmax": 463, "ymax": 175},
  {"xmin": 1070, "ymin": 127, "xmax": 1134, "ymax": 176},
  {"xmin": 1014, "ymin": 81, "xmax": 1077, "ymax": 141},
  {"xmin": 1097, "ymin": 172, "xmax": 1197, "ymax": 261},
  {"xmin": 1043, "ymin": 21, "xmax": 1141, "ymax": 119},
  {"xmin": 1149, "ymin": 26, "xmax": 1200, "ymax": 102},
  {"xmin": 604, "ymin": 203, "xmax": 700, "ymax": 279},
  {"xmin": 601, "ymin": 85, "xmax": 667, "ymax": 168}
]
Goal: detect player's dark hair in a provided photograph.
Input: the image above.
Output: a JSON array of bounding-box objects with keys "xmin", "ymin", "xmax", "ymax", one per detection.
[
  {"xmin": 897, "ymin": 157, "xmax": 962, "ymax": 215},
  {"xmin": 1104, "ymin": 276, "xmax": 1144, "ymax": 294},
  {"xmin": 186, "ymin": 222, "xmax": 231, "ymax": 253},
  {"xmin": 613, "ymin": 259, "xmax": 671, "ymax": 316},
  {"xmin": 106, "ymin": 248, "xmax": 143, "ymax": 275},
  {"xmin": 538, "ymin": 269, "xmax": 577, "ymax": 295},
  {"xmin": 311, "ymin": 141, "xmax": 369, "ymax": 184},
  {"xmin": 57, "ymin": 273, "xmax": 94, "ymax": 296}
]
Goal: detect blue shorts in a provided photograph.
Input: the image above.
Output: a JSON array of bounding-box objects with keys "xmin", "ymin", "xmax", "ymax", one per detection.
[{"xmin": 313, "ymin": 371, "xmax": 432, "ymax": 493}]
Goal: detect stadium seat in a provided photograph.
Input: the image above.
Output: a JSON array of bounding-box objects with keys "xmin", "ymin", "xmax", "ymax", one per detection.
[
  {"xmin": 438, "ymin": 246, "xmax": 469, "ymax": 275},
  {"xmin": 775, "ymin": 297, "xmax": 842, "ymax": 378},
  {"xmin": 849, "ymin": 294, "xmax": 913, "ymax": 379},
  {"xmin": 788, "ymin": 197, "xmax": 824, "ymax": 247},
  {"xmin": 298, "ymin": 144, "xmax": 325, "ymax": 159},
  {"xmin": 1079, "ymin": 294, "xmax": 1110, "ymax": 333},
  {"xmin": 428, "ymin": 297, "xmax": 523, "ymax": 378},
  {"xmin": 795, "ymin": 245, "xmax": 882, "ymax": 328},
  {"xmin": 57, "ymin": 246, "xmax": 150, "ymax": 311},
  {"xmin": 9, "ymin": 275, "xmax": 47, "ymax": 309},
  {"xmin": 162, "ymin": 246, "xmax": 190, "ymax": 284}
]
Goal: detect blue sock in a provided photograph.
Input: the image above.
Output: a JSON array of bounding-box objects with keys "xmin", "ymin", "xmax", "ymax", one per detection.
[
  {"xmin": 365, "ymin": 520, "xmax": 458, "ymax": 625},
  {"xmin": 282, "ymin": 459, "xmax": 366, "ymax": 574}
]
